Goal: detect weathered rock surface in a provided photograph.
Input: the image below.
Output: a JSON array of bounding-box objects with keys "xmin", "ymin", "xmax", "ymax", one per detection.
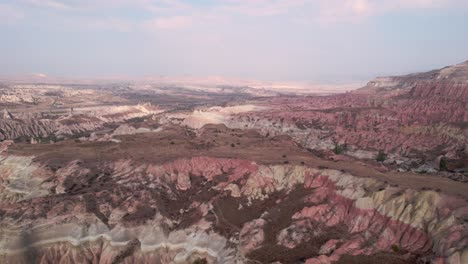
[
  {"xmin": 0, "ymin": 104, "xmax": 161, "ymax": 141},
  {"xmin": 1, "ymin": 61, "xmax": 468, "ymax": 264},
  {"xmin": 359, "ymin": 61, "xmax": 468, "ymax": 101},
  {"xmin": 0, "ymin": 155, "xmax": 467, "ymax": 263},
  {"xmin": 175, "ymin": 94, "xmax": 467, "ymax": 173},
  {"xmin": 173, "ymin": 62, "xmax": 468, "ymax": 172}
]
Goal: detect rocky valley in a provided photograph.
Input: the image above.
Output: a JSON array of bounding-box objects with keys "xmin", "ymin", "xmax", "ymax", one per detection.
[{"xmin": 0, "ymin": 61, "xmax": 467, "ymax": 264}]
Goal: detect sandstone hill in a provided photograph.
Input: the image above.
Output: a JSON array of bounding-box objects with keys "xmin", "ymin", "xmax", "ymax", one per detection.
[{"xmin": 358, "ymin": 61, "xmax": 468, "ymax": 101}]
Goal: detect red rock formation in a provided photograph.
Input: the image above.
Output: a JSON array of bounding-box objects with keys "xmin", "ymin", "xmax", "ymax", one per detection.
[{"xmin": 0, "ymin": 155, "xmax": 467, "ymax": 263}]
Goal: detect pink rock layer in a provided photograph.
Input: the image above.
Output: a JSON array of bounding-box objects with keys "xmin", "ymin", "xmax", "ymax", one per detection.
[{"xmin": 0, "ymin": 156, "xmax": 467, "ymax": 263}]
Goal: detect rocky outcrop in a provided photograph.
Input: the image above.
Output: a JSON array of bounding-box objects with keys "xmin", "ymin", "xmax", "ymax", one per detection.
[
  {"xmin": 0, "ymin": 118, "xmax": 58, "ymax": 141},
  {"xmin": 410, "ymin": 81, "xmax": 468, "ymax": 101},
  {"xmin": 1, "ymin": 61, "xmax": 467, "ymax": 264},
  {"xmin": 2, "ymin": 109, "xmax": 13, "ymax": 119},
  {"xmin": 176, "ymin": 97, "xmax": 467, "ymax": 172},
  {"xmin": 0, "ymin": 104, "xmax": 162, "ymax": 141},
  {"xmin": 0, "ymin": 116, "xmax": 100, "ymax": 141},
  {"xmin": 181, "ymin": 105, "xmax": 265, "ymax": 129},
  {"xmin": 0, "ymin": 155, "xmax": 467, "ymax": 263},
  {"xmin": 360, "ymin": 61, "xmax": 468, "ymax": 101}
]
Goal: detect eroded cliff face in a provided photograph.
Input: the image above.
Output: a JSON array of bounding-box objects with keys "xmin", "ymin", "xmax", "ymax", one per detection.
[
  {"xmin": 1, "ymin": 154, "xmax": 467, "ymax": 263},
  {"xmin": 410, "ymin": 81, "xmax": 468, "ymax": 100},
  {"xmin": 176, "ymin": 94, "xmax": 467, "ymax": 173},
  {"xmin": 359, "ymin": 61, "xmax": 468, "ymax": 101},
  {"xmin": 0, "ymin": 104, "xmax": 161, "ymax": 142},
  {"xmin": 171, "ymin": 62, "xmax": 468, "ymax": 173},
  {"xmin": 1, "ymin": 62, "xmax": 467, "ymax": 264}
]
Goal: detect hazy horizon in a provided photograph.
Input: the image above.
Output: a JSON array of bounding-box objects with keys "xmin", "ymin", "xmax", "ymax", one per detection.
[{"xmin": 1, "ymin": 0, "xmax": 468, "ymax": 83}]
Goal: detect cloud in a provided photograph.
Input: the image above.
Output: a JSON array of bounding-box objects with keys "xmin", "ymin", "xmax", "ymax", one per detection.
[
  {"xmin": 33, "ymin": 73, "xmax": 47, "ymax": 78},
  {"xmin": 210, "ymin": 0, "xmax": 464, "ymax": 22},
  {"xmin": 21, "ymin": 0, "xmax": 191, "ymax": 13},
  {"xmin": 313, "ymin": 0, "xmax": 466, "ymax": 24},
  {"xmin": 315, "ymin": 0, "xmax": 375, "ymax": 24},
  {"xmin": 351, "ymin": 0, "xmax": 373, "ymax": 16},
  {"xmin": 390, "ymin": 0, "xmax": 450, "ymax": 9},
  {"xmin": 217, "ymin": 0, "xmax": 308, "ymax": 17},
  {"xmin": 0, "ymin": 4, "xmax": 24, "ymax": 24},
  {"xmin": 16, "ymin": 0, "xmax": 194, "ymax": 32},
  {"xmin": 26, "ymin": 0, "xmax": 70, "ymax": 10},
  {"xmin": 143, "ymin": 0, "xmax": 192, "ymax": 14},
  {"xmin": 87, "ymin": 18, "xmax": 134, "ymax": 32},
  {"xmin": 143, "ymin": 16, "xmax": 192, "ymax": 30},
  {"xmin": 7, "ymin": 0, "xmax": 467, "ymax": 32}
]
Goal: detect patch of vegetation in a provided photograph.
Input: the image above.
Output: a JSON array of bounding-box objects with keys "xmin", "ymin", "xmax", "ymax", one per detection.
[
  {"xmin": 231, "ymin": 143, "xmax": 235, "ymax": 147},
  {"xmin": 376, "ymin": 151, "xmax": 387, "ymax": 162},
  {"xmin": 67, "ymin": 131, "xmax": 91, "ymax": 140},
  {"xmin": 391, "ymin": 244, "xmax": 400, "ymax": 253},
  {"xmin": 44, "ymin": 91, "xmax": 64, "ymax": 97},
  {"xmin": 333, "ymin": 143, "xmax": 347, "ymax": 155},
  {"xmin": 439, "ymin": 157, "xmax": 448, "ymax": 171},
  {"xmin": 126, "ymin": 115, "xmax": 152, "ymax": 123},
  {"xmin": 103, "ymin": 122, "xmax": 120, "ymax": 129},
  {"xmin": 193, "ymin": 258, "xmax": 208, "ymax": 264},
  {"xmin": 37, "ymin": 134, "xmax": 61, "ymax": 143}
]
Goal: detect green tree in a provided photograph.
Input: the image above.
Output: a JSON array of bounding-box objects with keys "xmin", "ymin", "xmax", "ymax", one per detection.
[
  {"xmin": 333, "ymin": 143, "xmax": 346, "ymax": 155},
  {"xmin": 439, "ymin": 158, "xmax": 448, "ymax": 171},
  {"xmin": 376, "ymin": 151, "xmax": 387, "ymax": 162}
]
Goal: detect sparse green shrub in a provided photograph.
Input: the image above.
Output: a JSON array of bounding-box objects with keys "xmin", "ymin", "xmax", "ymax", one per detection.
[
  {"xmin": 376, "ymin": 151, "xmax": 387, "ymax": 162},
  {"xmin": 391, "ymin": 244, "xmax": 400, "ymax": 253},
  {"xmin": 333, "ymin": 143, "xmax": 346, "ymax": 155},
  {"xmin": 439, "ymin": 158, "xmax": 448, "ymax": 171}
]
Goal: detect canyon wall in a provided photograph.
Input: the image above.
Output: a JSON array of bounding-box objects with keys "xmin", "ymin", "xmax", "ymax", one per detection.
[{"xmin": 1, "ymin": 155, "xmax": 467, "ymax": 263}]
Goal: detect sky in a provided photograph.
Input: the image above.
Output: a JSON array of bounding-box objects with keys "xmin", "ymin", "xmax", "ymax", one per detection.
[{"xmin": 1, "ymin": 0, "xmax": 468, "ymax": 83}]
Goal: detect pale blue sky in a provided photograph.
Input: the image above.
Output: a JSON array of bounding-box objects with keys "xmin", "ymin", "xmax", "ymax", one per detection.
[{"xmin": 1, "ymin": 0, "xmax": 468, "ymax": 83}]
